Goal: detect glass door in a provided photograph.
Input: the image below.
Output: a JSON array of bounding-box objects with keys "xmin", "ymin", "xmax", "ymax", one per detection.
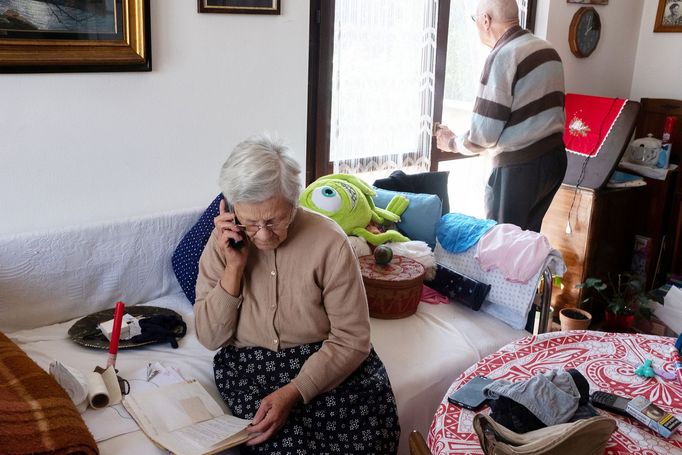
[{"xmin": 432, "ymin": 0, "xmax": 534, "ymax": 217}]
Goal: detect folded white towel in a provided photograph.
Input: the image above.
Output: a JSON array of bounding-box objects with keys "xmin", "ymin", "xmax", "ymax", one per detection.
[{"xmin": 435, "ymin": 241, "xmax": 565, "ymax": 330}]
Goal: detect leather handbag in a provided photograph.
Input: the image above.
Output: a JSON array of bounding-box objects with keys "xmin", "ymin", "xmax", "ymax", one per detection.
[{"xmin": 473, "ymin": 414, "xmax": 617, "ymax": 455}]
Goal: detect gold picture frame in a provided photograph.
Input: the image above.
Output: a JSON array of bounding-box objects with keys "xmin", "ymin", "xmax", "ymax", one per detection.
[
  {"xmin": 567, "ymin": 1, "xmax": 608, "ymax": 4},
  {"xmin": 0, "ymin": 0, "xmax": 151, "ymax": 73},
  {"xmin": 198, "ymin": 0, "xmax": 281, "ymax": 15},
  {"xmin": 654, "ymin": 0, "xmax": 682, "ymax": 32}
]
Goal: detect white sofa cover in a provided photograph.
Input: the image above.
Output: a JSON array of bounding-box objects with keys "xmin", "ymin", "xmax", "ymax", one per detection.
[{"xmin": 0, "ymin": 208, "xmax": 526, "ymax": 455}]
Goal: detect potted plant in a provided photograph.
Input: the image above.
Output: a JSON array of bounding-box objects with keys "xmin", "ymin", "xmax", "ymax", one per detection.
[
  {"xmin": 559, "ymin": 306, "xmax": 592, "ymax": 331},
  {"xmin": 577, "ymin": 274, "xmax": 653, "ymax": 332}
]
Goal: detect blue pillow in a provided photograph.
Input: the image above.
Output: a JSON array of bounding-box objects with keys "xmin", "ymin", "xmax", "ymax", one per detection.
[
  {"xmin": 172, "ymin": 194, "xmax": 223, "ymax": 304},
  {"xmin": 372, "ymin": 187, "xmax": 442, "ymax": 248}
]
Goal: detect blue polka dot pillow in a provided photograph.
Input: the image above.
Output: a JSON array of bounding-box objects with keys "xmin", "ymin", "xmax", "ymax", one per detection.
[{"xmin": 172, "ymin": 193, "xmax": 223, "ymax": 304}]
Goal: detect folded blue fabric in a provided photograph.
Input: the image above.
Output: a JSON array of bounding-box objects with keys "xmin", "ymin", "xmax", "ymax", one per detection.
[{"xmin": 436, "ymin": 213, "xmax": 497, "ymax": 253}]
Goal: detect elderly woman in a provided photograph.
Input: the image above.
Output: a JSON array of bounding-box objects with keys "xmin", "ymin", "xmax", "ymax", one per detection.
[{"xmin": 194, "ymin": 136, "xmax": 400, "ymax": 454}]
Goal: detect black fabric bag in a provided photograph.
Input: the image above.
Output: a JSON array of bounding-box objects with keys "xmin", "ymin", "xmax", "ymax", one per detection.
[
  {"xmin": 373, "ymin": 170, "xmax": 450, "ymax": 215},
  {"xmin": 129, "ymin": 314, "xmax": 187, "ymax": 349}
]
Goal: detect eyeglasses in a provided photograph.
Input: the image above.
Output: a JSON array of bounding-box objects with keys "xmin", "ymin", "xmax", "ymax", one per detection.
[
  {"xmin": 233, "ymin": 221, "xmax": 291, "ymax": 236},
  {"xmin": 232, "ymin": 210, "xmax": 294, "ymax": 236},
  {"xmin": 470, "ymin": 14, "xmax": 478, "ymax": 22}
]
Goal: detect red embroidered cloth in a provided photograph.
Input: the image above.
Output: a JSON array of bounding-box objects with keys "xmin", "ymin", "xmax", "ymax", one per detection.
[
  {"xmin": 564, "ymin": 94, "xmax": 627, "ymax": 157},
  {"xmin": 428, "ymin": 331, "xmax": 682, "ymax": 455}
]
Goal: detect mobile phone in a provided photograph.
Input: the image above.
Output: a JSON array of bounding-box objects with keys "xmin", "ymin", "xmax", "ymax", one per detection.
[
  {"xmin": 590, "ymin": 391, "xmax": 631, "ymax": 416},
  {"xmin": 447, "ymin": 376, "xmax": 493, "ymax": 410},
  {"xmin": 225, "ymin": 201, "xmax": 244, "ymax": 250}
]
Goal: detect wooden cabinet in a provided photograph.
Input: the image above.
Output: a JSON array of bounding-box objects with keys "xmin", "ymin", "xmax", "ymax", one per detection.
[
  {"xmin": 540, "ymin": 98, "xmax": 682, "ymax": 318},
  {"xmin": 541, "ymin": 184, "xmax": 646, "ymax": 317}
]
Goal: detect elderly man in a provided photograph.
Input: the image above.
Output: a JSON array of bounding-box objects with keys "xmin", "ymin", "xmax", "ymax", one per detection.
[{"xmin": 436, "ymin": 0, "xmax": 567, "ymax": 233}]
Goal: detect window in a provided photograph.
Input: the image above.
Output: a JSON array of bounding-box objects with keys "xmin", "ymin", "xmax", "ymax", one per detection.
[{"xmin": 307, "ymin": 0, "xmax": 536, "ymax": 214}]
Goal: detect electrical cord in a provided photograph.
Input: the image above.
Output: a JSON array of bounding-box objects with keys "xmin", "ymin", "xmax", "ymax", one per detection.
[{"xmin": 565, "ymin": 97, "xmax": 621, "ymax": 234}]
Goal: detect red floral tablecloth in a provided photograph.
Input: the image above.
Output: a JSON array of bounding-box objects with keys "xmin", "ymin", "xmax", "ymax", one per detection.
[{"xmin": 428, "ymin": 331, "xmax": 682, "ymax": 455}]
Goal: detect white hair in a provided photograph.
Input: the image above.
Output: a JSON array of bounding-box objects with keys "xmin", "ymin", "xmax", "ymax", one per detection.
[
  {"xmin": 218, "ymin": 135, "xmax": 302, "ymax": 206},
  {"xmin": 477, "ymin": 0, "xmax": 519, "ymax": 22}
]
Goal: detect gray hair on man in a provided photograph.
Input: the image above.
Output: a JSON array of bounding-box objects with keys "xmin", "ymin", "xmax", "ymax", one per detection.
[
  {"xmin": 219, "ymin": 135, "xmax": 302, "ymax": 206},
  {"xmin": 477, "ymin": 0, "xmax": 519, "ymax": 23}
]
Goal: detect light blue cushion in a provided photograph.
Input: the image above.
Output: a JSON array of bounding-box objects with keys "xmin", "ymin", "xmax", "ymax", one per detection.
[{"xmin": 373, "ymin": 187, "xmax": 442, "ymax": 247}]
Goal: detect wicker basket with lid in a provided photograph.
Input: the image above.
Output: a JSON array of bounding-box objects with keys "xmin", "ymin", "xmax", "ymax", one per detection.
[{"xmin": 359, "ymin": 255, "xmax": 425, "ymax": 319}]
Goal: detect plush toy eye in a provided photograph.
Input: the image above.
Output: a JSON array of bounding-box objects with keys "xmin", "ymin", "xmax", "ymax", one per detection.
[{"xmin": 311, "ymin": 186, "xmax": 342, "ymax": 213}]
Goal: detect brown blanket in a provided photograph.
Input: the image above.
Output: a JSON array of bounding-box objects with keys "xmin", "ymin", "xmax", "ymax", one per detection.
[{"xmin": 0, "ymin": 332, "xmax": 98, "ymax": 455}]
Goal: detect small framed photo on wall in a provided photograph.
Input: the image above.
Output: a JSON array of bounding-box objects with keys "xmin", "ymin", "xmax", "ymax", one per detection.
[
  {"xmin": 198, "ymin": 0, "xmax": 281, "ymax": 15},
  {"xmin": 654, "ymin": 0, "xmax": 682, "ymax": 32},
  {"xmin": 567, "ymin": 0, "xmax": 608, "ymax": 4}
]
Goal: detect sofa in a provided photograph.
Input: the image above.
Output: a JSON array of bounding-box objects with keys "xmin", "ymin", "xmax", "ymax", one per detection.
[{"xmin": 0, "ymin": 206, "xmax": 532, "ymax": 455}]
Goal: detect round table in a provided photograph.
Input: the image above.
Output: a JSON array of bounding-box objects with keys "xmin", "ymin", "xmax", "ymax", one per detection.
[{"xmin": 428, "ymin": 330, "xmax": 682, "ymax": 455}]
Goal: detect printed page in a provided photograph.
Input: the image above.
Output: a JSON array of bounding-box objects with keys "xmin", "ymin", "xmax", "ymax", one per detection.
[
  {"xmin": 123, "ymin": 380, "xmax": 251, "ymax": 455},
  {"xmin": 125, "ymin": 380, "xmax": 224, "ymax": 432},
  {"xmin": 174, "ymin": 414, "xmax": 251, "ymax": 450}
]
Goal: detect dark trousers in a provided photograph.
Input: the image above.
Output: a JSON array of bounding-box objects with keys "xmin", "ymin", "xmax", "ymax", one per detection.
[{"xmin": 484, "ymin": 146, "xmax": 567, "ymax": 233}]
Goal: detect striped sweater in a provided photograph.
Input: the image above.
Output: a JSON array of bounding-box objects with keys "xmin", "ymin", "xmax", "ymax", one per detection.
[{"xmin": 462, "ymin": 25, "xmax": 565, "ymax": 168}]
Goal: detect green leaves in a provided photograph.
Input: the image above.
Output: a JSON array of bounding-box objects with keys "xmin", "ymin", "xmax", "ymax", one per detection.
[{"xmin": 576, "ymin": 273, "xmax": 650, "ymax": 318}]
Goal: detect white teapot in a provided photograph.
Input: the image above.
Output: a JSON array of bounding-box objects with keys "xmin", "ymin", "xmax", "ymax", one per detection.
[{"xmin": 626, "ymin": 134, "xmax": 661, "ymax": 166}]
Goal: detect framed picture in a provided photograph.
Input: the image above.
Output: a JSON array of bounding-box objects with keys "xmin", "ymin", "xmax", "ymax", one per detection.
[
  {"xmin": 0, "ymin": 0, "xmax": 151, "ymax": 73},
  {"xmin": 567, "ymin": 0, "xmax": 608, "ymax": 4},
  {"xmin": 655, "ymin": 0, "xmax": 682, "ymax": 32},
  {"xmin": 198, "ymin": 0, "xmax": 280, "ymax": 15}
]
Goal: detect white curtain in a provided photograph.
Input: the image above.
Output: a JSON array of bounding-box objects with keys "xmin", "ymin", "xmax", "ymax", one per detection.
[{"xmin": 330, "ymin": 0, "xmax": 438, "ymax": 177}]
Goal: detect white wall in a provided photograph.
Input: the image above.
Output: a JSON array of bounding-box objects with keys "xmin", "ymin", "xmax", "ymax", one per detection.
[
  {"xmin": 631, "ymin": 0, "xmax": 682, "ymax": 101},
  {"xmin": 537, "ymin": 0, "xmax": 643, "ymax": 98},
  {"xmin": 0, "ymin": 0, "xmax": 310, "ymax": 235}
]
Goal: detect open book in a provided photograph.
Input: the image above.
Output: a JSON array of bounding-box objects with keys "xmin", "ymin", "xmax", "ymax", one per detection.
[{"xmin": 122, "ymin": 379, "xmax": 252, "ymax": 455}]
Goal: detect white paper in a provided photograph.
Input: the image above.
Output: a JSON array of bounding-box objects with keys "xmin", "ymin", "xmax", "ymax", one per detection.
[
  {"xmin": 98, "ymin": 313, "xmax": 140, "ymax": 341},
  {"xmin": 49, "ymin": 361, "xmax": 88, "ymax": 412},
  {"xmin": 653, "ymin": 286, "xmax": 682, "ymax": 335},
  {"xmin": 101, "ymin": 365, "xmax": 123, "ymax": 405},
  {"xmin": 82, "ymin": 404, "xmax": 139, "ymax": 442},
  {"xmin": 125, "ymin": 362, "xmax": 186, "ymax": 393}
]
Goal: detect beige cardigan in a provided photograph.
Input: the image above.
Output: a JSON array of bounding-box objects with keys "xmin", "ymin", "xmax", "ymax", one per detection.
[{"xmin": 194, "ymin": 207, "xmax": 371, "ymax": 403}]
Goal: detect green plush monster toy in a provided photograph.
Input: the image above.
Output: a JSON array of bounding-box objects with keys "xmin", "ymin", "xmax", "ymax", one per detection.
[{"xmin": 300, "ymin": 174, "xmax": 410, "ymax": 246}]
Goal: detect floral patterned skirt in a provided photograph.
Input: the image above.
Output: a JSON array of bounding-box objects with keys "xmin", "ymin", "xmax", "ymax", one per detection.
[{"xmin": 213, "ymin": 342, "xmax": 400, "ymax": 455}]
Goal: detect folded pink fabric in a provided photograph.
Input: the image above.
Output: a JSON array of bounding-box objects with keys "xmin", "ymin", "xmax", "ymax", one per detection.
[
  {"xmin": 421, "ymin": 285, "xmax": 449, "ymax": 305},
  {"xmin": 475, "ymin": 224, "xmax": 551, "ymax": 284}
]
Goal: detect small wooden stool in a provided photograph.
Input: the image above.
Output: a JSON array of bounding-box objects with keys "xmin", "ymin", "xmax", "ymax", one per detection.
[{"xmin": 359, "ymin": 255, "xmax": 425, "ymax": 319}]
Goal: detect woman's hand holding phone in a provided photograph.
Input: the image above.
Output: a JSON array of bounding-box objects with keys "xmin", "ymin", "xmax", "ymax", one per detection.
[{"xmin": 214, "ymin": 199, "xmax": 249, "ymax": 295}]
